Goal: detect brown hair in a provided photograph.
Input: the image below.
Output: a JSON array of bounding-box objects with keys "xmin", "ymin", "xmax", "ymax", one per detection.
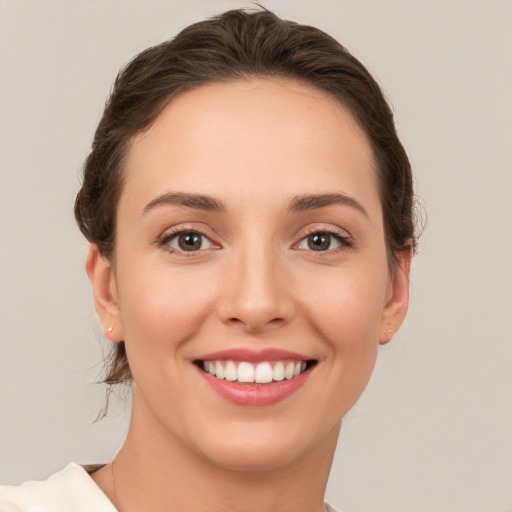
[{"xmin": 75, "ymin": 8, "xmax": 416, "ymax": 391}]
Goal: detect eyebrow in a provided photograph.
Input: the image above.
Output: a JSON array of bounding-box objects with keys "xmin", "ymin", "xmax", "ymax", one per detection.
[
  {"xmin": 143, "ymin": 191, "xmax": 367, "ymax": 217},
  {"xmin": 288, "ymin": 193, "xmax": 368, "ymax": 217},
  {"xmin": 143, "ymin": 192, "xmax": 226, "ymax": 214}
]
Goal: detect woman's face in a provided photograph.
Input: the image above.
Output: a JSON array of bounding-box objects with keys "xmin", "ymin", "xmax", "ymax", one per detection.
[{"xmin": 89, "ymin": 78, "xmax": 410, "ymax": 471}]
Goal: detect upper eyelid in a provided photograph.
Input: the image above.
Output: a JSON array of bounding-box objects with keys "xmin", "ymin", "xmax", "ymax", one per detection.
[
  {"xmin": 164, "ymin": 230, "xmax": 214, "ymax": 242},
  {"xmin": 297, "ymin": 223, "xmax": 352, "ymax": 240},
  {"xmin": 297, "ymin": 231, "xmax": 351, "ymax": 245},
  {"xmin": 159, "ymin": 223, "xmax": 216, "ymax": 240}
]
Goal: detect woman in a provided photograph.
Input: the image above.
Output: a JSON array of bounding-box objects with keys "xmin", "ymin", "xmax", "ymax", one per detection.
[{"xmin": 0, "ymin": 8, "xmax": 414, "ymax": 512}]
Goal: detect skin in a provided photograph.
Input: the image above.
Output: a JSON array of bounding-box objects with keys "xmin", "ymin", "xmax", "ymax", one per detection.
[{"xmin": 87, "ymin": 78, "xmax": 411, "ymax": 512}]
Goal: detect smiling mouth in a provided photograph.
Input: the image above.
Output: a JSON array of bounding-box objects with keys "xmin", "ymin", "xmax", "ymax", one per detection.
[{"xmin": 195, "ymin": 359, "xmax": 317, "ymax": 384}]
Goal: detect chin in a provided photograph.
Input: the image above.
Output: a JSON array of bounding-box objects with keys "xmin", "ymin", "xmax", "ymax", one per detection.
[
  {"xmin": 190, "ymin": 418, "xmax": 341, "ymax": 474},
  {"xmin": 200, "ymin": 440, "xmax": 308, "ymax": 473}
]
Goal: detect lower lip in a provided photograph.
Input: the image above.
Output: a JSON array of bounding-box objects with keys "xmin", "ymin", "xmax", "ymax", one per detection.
[{"xmin": 198, "ymin": 366, "xmax": 312, "ymax": 406}]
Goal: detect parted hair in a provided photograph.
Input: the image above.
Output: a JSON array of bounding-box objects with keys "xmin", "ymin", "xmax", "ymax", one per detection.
[{"xmin": 75, "ymin": 8, "xmax": 415, "ymax": 391}]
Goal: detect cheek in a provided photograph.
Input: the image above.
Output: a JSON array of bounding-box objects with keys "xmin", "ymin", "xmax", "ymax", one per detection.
[
  {"xmin": 301, "ymin": 270, "xmax": 387, "ymax": 416},
  {"xmin": 115, "ymin": 262, "xmax": 218, "ymax": 374},
  {"xmin": 298, "ymin": 262, "xmax": 389, "ymax": 405},
  {"xmin": 303, "ymin": 267, "xmax": 388, "ymax": 345}
]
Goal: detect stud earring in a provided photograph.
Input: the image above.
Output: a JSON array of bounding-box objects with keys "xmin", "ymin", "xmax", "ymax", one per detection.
[{"xmin": 107, "ymin": 326, "xmax": 113, "ymax": 333}]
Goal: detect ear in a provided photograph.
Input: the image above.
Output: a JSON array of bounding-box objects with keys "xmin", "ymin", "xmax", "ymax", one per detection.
[
  {"xmin": 379, "ymin": 246, "xmax": 412, "ymax": 345},
  {"xmin": 85, "ymin": 244, "xmax": 124, "ymax": 342}
]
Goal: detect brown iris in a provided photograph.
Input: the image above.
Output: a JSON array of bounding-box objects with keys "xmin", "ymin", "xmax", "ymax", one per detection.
[
  {"xmin": 307, "ymin": 233, "xmax": 331, "ymax": 251},
  {"xmin": 178, "ymin": 232, "xmax": 202, "ymax": 251}
]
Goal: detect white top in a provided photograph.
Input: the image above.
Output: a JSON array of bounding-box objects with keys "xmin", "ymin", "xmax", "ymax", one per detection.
[
  {"xmin": 0, "ymin": 464, "xmax": 116, "ymax": 512},
  {"xmin": 0, "ymin": 464, "xmax": 339, "ymax": 512}
]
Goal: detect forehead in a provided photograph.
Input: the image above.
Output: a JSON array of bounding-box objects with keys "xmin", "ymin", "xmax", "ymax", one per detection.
[{"xmin": 121, "ymin": 77, "xmax": 380, "ymax": 216}]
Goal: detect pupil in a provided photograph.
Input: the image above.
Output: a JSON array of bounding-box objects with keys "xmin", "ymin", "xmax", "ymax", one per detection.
[
  {"xmin": 308, "ymin": 233, "xmax": 330, "ymax": 251},
  {"xmin": 179, "ymin": 233, "xmax": 201, "ymax": 251}
]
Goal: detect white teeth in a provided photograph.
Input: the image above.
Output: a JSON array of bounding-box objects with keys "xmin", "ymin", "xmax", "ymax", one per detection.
[
  {"xmin": 284, "ymin": 362, "xmax": 295, "ymax": 380},
  {"xmin": 254, "ymin": 362, "xmax": 273, "ymax": 384},
  {"xmin": 225, "ymin": 360, "xmax": 237, "ymax": 381},
  {"xmin": 215, "ymin": 361, "xmax": 225, "ymax": 379},
  {"xmin": 202, "ymin": 359, "xmax": 310, "ymax": 383},
  {"xmin": 237, "ymin": 362, "xmax": 255, "ymax": 383},
  {"xmin": 273, "ymin": 361, "xmax": 285, "ymax": 381}
]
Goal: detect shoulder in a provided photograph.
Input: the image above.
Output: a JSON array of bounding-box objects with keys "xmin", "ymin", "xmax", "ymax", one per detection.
[{"xmin": 0, "ymin": 464, "xmax": 117, "ymax": 512}]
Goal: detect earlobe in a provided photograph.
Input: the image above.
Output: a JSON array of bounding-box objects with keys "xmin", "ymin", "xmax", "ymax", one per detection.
[
  {"xmin": 85, "ymin": 244, "xmax": 124, "ymax": 342},
  {"xmin": 379, "ymin": 247, "xmax": 412, "ymax": 345}
]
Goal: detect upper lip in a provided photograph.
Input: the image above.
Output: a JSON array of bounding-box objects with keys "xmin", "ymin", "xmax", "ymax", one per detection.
[{"xmin": 197, "ymin": 347, "xmax": 312, "ymax": 363}]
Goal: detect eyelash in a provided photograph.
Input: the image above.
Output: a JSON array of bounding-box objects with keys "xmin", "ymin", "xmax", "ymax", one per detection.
[
  {"xmin": 158, "ymin": 227, "xmax": 217, "ymax": 257},
  {"xmin": 295, "ymin": 227, "xmax": 353, "ymax": 253},
  {"xmin": 157, "ymin": 226, "xmax": 352, "ymax": 257}
]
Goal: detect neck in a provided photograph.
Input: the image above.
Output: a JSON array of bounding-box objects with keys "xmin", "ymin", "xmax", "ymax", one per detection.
[{"xmin": 104, "ymin": 393, "xmax": 339, "ymax": 512}]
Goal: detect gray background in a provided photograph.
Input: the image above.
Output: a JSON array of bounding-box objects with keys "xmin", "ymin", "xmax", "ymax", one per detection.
[{"xmin": 1, "ymin": 1, "xmax": 511, "ymax": 511}]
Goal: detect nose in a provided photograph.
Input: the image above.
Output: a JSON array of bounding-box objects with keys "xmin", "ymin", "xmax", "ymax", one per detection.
[{"xmin": 217, "ymin": 245, "xmax": 295, "ymax": 333}]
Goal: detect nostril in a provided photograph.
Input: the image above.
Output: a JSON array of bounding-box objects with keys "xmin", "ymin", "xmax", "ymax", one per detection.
[{"xmin": 267, "ymin": 317, "xmax": 288, "ymax": 329}]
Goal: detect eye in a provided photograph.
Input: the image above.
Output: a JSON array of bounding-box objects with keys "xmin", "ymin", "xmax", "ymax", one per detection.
[
  {"xmin": 165, "ymin": 231, "xmax": 214, "ymax": 253},
  {"xmin": 296, "ymin": 231, "xmax": 348, "ymax": 252}
]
